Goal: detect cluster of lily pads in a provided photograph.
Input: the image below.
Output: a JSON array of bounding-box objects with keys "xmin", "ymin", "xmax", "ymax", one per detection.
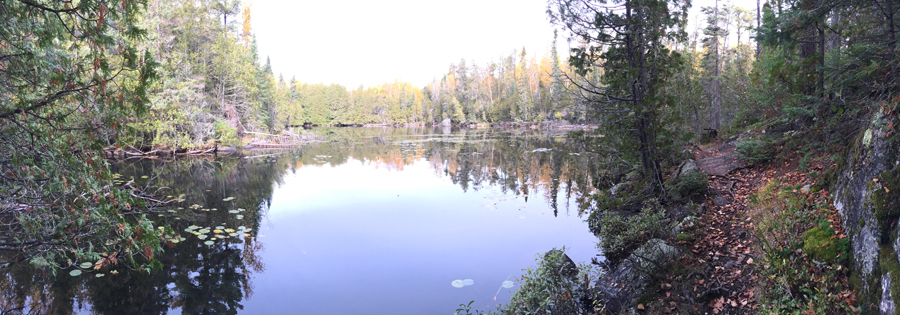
[
  {"xmin": 183, "ymin": 224, "xmax": 253, "ymax": 245},
  {"xmin": 451, "ymin": 279, "xmax": 475, "ymax": 288},
  {"xmin": 69, "ymin": 261, "xmax": 120, "ymax": 278},
  {"xmin": 158, "ymin": 226, "xmax": 187, "ymax": 244}
]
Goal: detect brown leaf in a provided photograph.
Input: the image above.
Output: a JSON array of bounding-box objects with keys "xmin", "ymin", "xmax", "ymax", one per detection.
[
  {"xmin": 637, "ymin": 304, "xmax": 645, "ymax": 310},
  {"xmin": 747, "ymin": 258, "xmax": 754, "ymax": 264}
]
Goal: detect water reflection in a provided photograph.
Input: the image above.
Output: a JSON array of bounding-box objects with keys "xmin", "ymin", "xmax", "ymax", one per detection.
[
  {"xmin": 295, "ymin": 127, "xmax": 601, "ymax": 216},
  {"xmin": 0, "ymin": 127, "xmax": 601, "ymax": 314}
]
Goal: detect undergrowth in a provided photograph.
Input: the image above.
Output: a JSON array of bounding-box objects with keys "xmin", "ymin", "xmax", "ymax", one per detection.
[{"xmin": 748, "ymin": 180, "xmax": 856, "ymax": 314}]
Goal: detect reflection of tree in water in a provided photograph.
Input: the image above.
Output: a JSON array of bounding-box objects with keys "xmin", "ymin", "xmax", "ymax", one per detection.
[
  {"xmin": 0, "ymin": 154, "xmax": 290, "ymax": 314},
  {"xmin": 301, "ymin": 127, "xmax": 603, "ymax": 215},
  {"xmin": 0, "ymin": 127, "xmax": 603, "ymax": 313}
]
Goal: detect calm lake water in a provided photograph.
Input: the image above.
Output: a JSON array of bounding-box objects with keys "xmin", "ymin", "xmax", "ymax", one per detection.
[{"xmin": 1, "ymin": 127, "xmax": 602, "ymax": 314}]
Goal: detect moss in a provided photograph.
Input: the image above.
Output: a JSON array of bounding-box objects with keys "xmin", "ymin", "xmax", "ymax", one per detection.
[
  {"xmin": 873, "ymin": 166, "xmax": 900, "ymax": 243},
  {"xmin": 803, "ymin": 227, "xmax": 850, "ymax": 264},
  {"xmin": 676, "ymin": 232, "xmax": 692, "ymax": 243},
  {"xmin": 880, "ymin": 246, "xmax": 900, "ymax": 315}
]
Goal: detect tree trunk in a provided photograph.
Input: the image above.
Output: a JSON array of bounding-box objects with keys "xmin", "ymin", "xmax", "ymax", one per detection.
[
  {"xmin": 713, "ymin": 0, "xmax": 722, "ymax": 131},
  {"xmin": 757, "ymin": 0, "xmax": 762, "ymax": 59}
]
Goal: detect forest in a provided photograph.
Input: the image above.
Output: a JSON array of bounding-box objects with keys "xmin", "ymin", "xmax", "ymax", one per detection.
[{"xmin": 1, "ymin": 0, "xmax": 900, "ymax": 313}]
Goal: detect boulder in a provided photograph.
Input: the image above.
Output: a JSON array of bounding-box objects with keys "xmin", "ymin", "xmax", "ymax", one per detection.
[
  {"xmin": 438, "ymin": 118, "xmax": 452, "ymax": 127},
  {"xmin": 595, "ymin": 239, "xmax": 679, "ymax": 314},
  {"xmin": 543, "ymin": 249, "xmax": 579, "ymax": 280}
]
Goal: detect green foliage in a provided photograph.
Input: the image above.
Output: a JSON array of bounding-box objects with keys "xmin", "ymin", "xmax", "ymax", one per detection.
[
  {"xmin": 590, "ymin": 201, "xmax": 673, "ymax": 264},
  {"xmin": 454, "ymin": 301, "xmax": 499, "ymax": 315},
  {"xmin": 213, "ymin": 120, "xmax": 239, "ymax": 146},
  {"xmin": 749, "ymin": 181, "xmax": 855, "ymax": 314},
  {"xmin": 502, "ymin": 248, "xmax": 601, "ymax": 315},
  {"xmin": 735, "ymin": 137, "xmax": 776, "ymax": 165},
  {"xmin": 0, "ymin": 0, "xmax": 167, "ymax": 272},
  {"xmin": 667, "ymin": 171, "xmax": 709, "ymax": 201}
]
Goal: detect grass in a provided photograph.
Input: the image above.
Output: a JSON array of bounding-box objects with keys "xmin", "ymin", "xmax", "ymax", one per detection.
[{"xmin": 748, "ymin": 180, "xmax": 856, "ymax": 314}]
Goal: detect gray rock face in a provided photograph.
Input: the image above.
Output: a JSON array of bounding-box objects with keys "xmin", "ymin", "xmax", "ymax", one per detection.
[
  {"xmin": 438, "ymin": 118, "xmax": 452, "ymax": 127},
  {"xmin": 595, "ymin": 239, "xmax": 678, "ymax": 314},
  {"xmin": 883, "ymin": 273, "xmax": 896, "ymax": 315},
  {"xmin": 833, "ymin": 110, "xmax": 900, "ymax": 307}
]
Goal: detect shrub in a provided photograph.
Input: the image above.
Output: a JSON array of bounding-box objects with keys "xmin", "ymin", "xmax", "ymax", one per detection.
[
  {"xmin": 213, "ymin": 120, "xmax": 239, "ymax": 146},
  {"xmin": 591, "ymin": 201, "xmax": 672, "ymax": 264},
  {"xmin": 667, "ymin": 171, "xmax": 708, "ymax": 201},
  {"xmin": 735, "ymin": 137, "xmax": 776, "ymax": 165},
  {"xmin": 502, "ymin": 248, "xmax": 601, "ymax": 315}
]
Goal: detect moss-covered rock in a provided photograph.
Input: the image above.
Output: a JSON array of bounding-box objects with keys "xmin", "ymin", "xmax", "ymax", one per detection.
[
  {"xmin": 874, "ymin": 166, "xmax": 900, "ymax": 243},
  {"xmin": 803, "ymin": 227, "xmax": 842, "ymax": 263}
]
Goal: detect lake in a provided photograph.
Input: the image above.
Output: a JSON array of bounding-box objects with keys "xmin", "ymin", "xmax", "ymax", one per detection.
[{"xmin": 0, "ymin": 127, "xmax": 602, "ymax": 314}]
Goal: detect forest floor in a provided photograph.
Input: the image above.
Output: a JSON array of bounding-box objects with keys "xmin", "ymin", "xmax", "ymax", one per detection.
[{"xmin": 637, "ymin": 139, "xmax": 855, "ymax": 314}]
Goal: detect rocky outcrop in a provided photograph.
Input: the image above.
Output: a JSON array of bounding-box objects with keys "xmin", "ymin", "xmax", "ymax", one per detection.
[
  {"xmin": 544, "ymin": 249, "xmax": 579, "ymax": 280},
  {"xmin": 595, "ymin": 239, "xmax": 679, "ymax": 314},
  {"xmin": 833, "ymin": 109, "xmax": 900, "ymax": 312}
]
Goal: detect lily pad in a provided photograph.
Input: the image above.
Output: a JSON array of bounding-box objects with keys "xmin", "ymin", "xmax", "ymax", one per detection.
[
  {"xmin": 69, "ymin": 270, "xmax": 82, "ymax": 276},
  {"xmin": 244, "ymin": 233, "xmax": 251, "ymax": 237},
  {"xmin": 213, "ymin": 229, "xmax": 223, "ymax": 234},
  {"xmin": 501, "ymin": 281, "xmax": 515, "ymax": 288},
  {"xmin": 215, "ymin": 226, "xmax": 225, "ymax": 230},
  {"xmin": 236, "ymin": 215, "xmax": 244, "ymax": 219},
  {"xmin": 198, "ymin": 229, "xmax": 210, "ymax": 234},
  {"xmin": 197, "ymin": 235, "xmax": 207, "ymax": 240},
  {"xmin": 79, "ymin": 262, "xmax": 93, "ymax": 269},
  {"xmin": 224, "ymin": 228, "xmax": 235, "ymax": 233},
  {"xmin": 228, "ymin": 210, "xmax": 240, "ymax": 213},
  {"xmin": 96, "ymin": 273, "xmax": 105, "ymax": 278},
  {"xmin": 229, "ymin": 233, "xmax": 239, "ymax": 237},
  {"xmin": 204, "ymin": 241, "xmax": 214, "ymax": 245},
  {"xmin": 463, "ymin": 279, "xmax": 474, "ymax": 286},
  {"xmin": 451, "ymin": 280, "xmax": 465, "ymax": 288}
]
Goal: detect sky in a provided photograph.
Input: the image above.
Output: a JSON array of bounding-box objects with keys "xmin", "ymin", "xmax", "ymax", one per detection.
[{"xmin": 250, "ymin": 0, "xmax": 758, "ymax": 89}]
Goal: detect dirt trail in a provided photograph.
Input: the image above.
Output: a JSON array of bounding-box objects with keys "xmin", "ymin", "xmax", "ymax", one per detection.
[{"xmin": 688, "ymin": 144, "xmax": 760, "ymax": 314}]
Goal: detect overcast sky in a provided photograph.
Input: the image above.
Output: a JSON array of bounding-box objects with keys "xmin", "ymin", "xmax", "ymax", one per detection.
[{"xmin": 250, "ymin": 0, "xmax": 758, "ymax": 89}]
